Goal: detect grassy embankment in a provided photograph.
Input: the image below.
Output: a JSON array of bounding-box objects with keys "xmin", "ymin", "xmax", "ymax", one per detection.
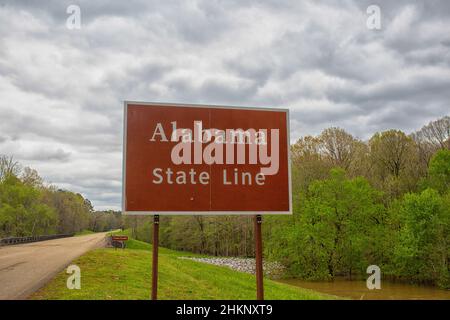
[{"xmin": 31, "ymin": 231, "xmax": 339, "ymax": 300}]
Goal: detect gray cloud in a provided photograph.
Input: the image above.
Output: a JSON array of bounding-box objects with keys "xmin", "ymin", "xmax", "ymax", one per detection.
[
  {"xmin": 23, "ymin": 148, "xmax": 71, "ymax": 162},
  {"xmin": 1, "ymin": 0, "xmax": 449, "ymax": 209}
]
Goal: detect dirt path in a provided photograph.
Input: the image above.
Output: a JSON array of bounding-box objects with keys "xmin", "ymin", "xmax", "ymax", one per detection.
[{"xmin": 0, "ymin": 232, "xmax": 108, "ymax": 300}]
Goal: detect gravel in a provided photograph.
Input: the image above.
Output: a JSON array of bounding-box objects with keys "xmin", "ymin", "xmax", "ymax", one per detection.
[{"xmin": 179, "ymin": 257, "xmax": 284, "ymax": 278}]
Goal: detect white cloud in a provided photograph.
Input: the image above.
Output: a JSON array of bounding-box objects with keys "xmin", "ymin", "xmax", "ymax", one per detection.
[{"xmin": 0, "ymin": 0, "xmax": 449, "ymax": 209}]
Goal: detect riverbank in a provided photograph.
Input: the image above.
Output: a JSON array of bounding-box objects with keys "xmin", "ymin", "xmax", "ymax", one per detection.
[
  {"xmin": 31, "ymin": 237, "xmax": 338, "ymax": 300},
  {"xmin": 176, "ymin": 257, "xmax": 450, "ymax": 300}
]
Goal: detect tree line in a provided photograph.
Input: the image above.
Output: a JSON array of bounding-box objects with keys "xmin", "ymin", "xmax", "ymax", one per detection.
[
  {"xmin": 0, "ymin": 156, "xmax": 122, "ymax": 237},
  {"xmin": 125, "ymin": 115, "xmax": 449, "ymax": 288},
  {"xmin": 266, "ymin": 116, "xmax": 449, "ymax": 288}
]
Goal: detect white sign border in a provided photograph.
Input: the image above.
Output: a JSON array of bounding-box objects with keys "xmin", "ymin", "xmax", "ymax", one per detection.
[{"xmin": 122, "ymin": 101, "xmax": 292, "ymax": 216}]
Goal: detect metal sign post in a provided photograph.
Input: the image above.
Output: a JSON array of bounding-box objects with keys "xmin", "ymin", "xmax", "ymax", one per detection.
[
  {"xmin": 254, "ymin": 215, "xmax": 264, "ymax": 300},
  {"xmin": 151, "ymin": 215, "xmax": 159, "ymax": 300}
]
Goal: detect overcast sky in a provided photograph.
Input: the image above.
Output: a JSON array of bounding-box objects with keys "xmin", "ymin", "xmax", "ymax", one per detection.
[{"xmin": 0, "ymin": 0, "xmax": 449, "ymax": 210}]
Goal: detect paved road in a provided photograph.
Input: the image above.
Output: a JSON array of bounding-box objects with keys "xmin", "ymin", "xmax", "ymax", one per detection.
[{"xmin": 0, "ymin": 232, "xmax": 108, "ymax": 300}]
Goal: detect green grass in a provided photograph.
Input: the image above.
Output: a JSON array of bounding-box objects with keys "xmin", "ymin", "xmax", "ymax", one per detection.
[{"xmin": 31, "ymin": 237, "xmax": 339, "ymax": 300}]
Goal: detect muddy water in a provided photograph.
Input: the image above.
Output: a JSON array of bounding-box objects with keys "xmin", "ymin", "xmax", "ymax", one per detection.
[{"xmin": 278, "ymin": 277, "xmax": 450, "ymax": 300}]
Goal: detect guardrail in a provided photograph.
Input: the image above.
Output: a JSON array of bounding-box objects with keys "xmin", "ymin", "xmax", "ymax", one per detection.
[{"xmin": 0, "ymin": 234, "xmax": 75, "ymax": 246}]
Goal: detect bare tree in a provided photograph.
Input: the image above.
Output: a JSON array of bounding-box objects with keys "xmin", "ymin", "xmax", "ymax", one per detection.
[
  {"xmin": 319, "ymin": 127, "xmax": 362, "ymax": 170},
  {"xmin": 21, "ymin": 167, "xmax": 43, "ymax": 187},
  {"xmin": 0, "ymin": 155, "xmax": 21, "ymax": 181},
  {"xmin": 369, "ymin": 130, "xmax": 416, "ymax": 178},
  {"xmin": 291, "ymin": 136, "xmax": 322, "ymax": 165},
  {"xmin": 411, "ymin": 116, "xmax": 450, "ymax": 168},
  {"xmin": 415, "ymin": 116, "xmax": 450, "ymax": 150}
]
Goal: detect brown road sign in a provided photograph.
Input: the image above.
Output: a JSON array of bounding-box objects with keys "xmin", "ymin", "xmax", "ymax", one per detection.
[
  {"xmin": 122, "ymin": 101, "xmax": 291, "ymax": 215},
  {"xmin": 111, "ymin": 235, "xmax": 129, "ymax": 241}
]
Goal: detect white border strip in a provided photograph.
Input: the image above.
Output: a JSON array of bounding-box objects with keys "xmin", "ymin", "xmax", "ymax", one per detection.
[{"xmin": 122, "ymin": 101, "xmax": 292, "ymax": 216}]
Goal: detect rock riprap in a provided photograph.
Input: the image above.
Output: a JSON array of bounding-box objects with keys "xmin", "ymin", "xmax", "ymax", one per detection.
[{"xmin": 179, "ymin": 257, "xmax": 284, "ymax": 278}]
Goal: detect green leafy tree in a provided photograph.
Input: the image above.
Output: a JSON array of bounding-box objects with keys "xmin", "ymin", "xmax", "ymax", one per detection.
[
  {"xmin": 427, "ymin": 149, "xmax": 450, "ymax": 194},
  {"xmin": 393, "ymin": 189, "xmax": 449, "ymax": 288},
  {"xmin": 0, "ymin": 174, "xmax": 56, "ymax": 237},
  {"xmin": 369, "ymin": 130, "xmax": 420, "ymax": 199}
]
